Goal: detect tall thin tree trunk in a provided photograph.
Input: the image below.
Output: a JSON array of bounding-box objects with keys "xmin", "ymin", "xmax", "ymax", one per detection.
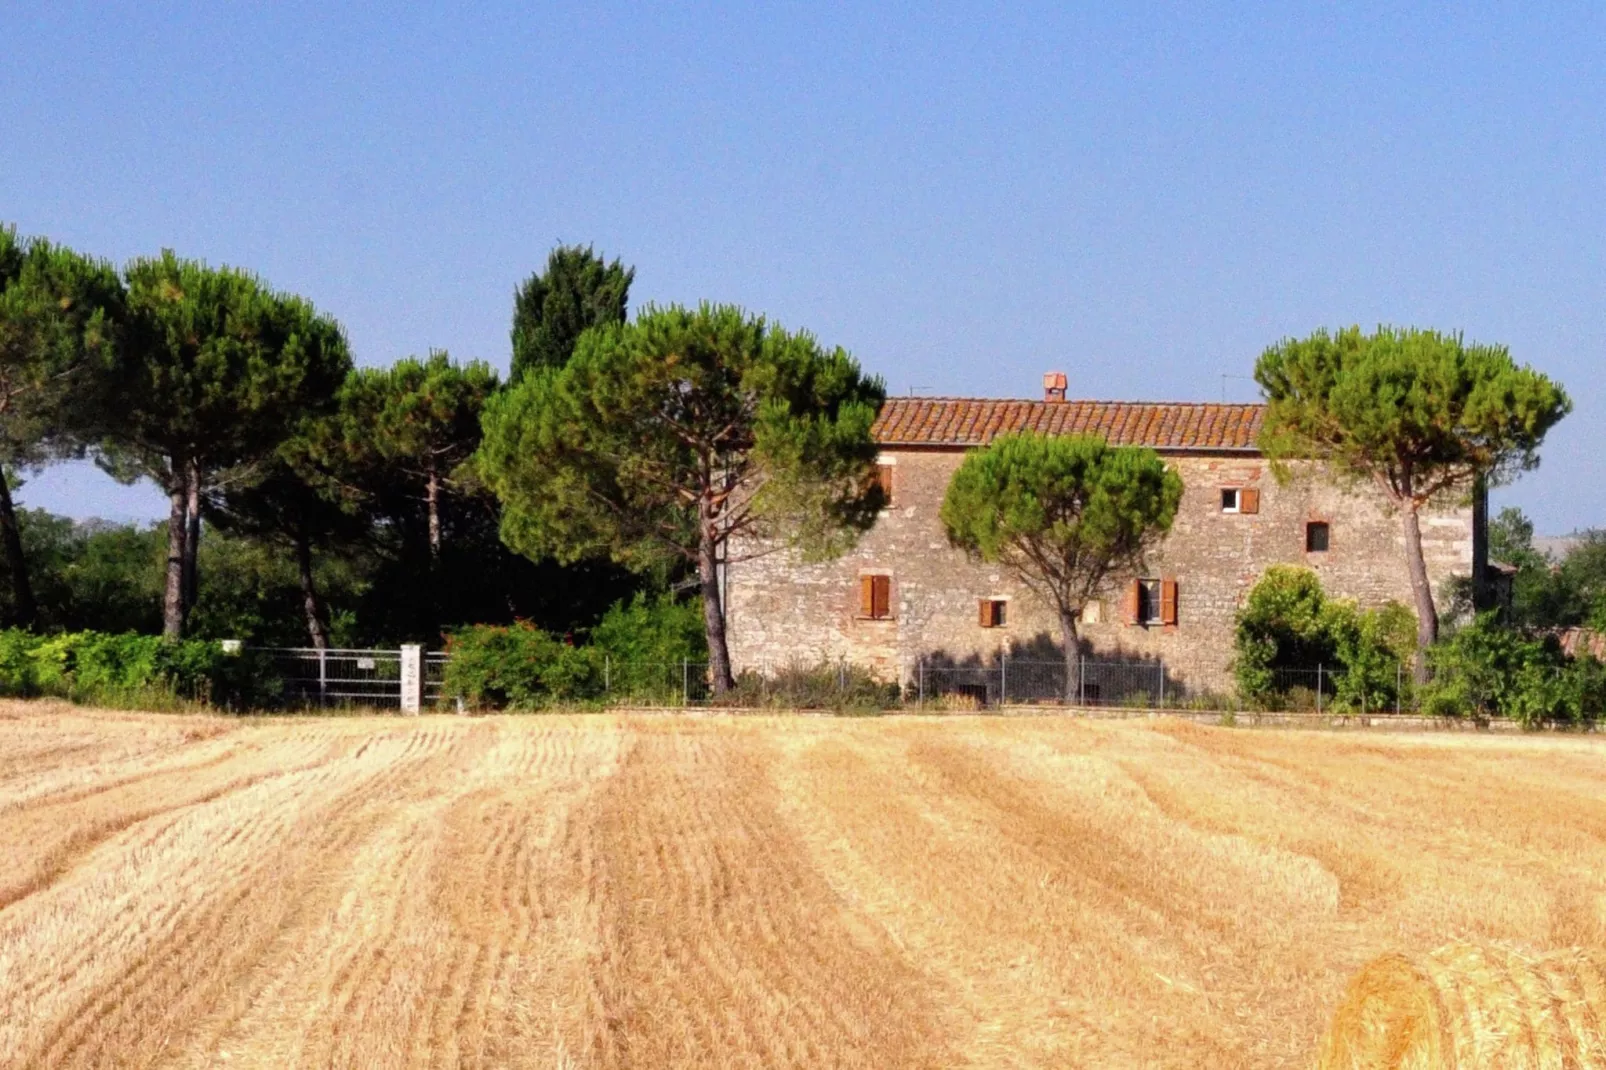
[
  {"xmin": 698, "ymin": 512, "xmax": 733, "ymax": 695},
  {"xmin": 1402, "ymin": 505, "xmax": 1438, "ymax": 684},
  {"xmin": 1059, "ymin": 609, "xmax": 1082, "ymax": 704},
  {"xmin": 296, "ymin": 533, "xmax": 329, "ymax": 652},
  {"xmin": 0, "ymin": 467, "xmax": 37, "ymax": 629},
  {"xmin": 163, "ymin": 475, "xmax": 187, "ymax": 639},
  {"xmin": 182, "ymin": 458, "xmax": 201, "ymax": 613},
  {"xmin": 425, "ymin": 466, "xmax": 442, "ymax": 561}
]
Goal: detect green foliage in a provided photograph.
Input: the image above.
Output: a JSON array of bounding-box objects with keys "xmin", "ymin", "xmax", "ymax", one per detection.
[
  {"xmin": 320, "ymin": 351, "xmax": 499, "ymax": 516},
  {"xmin": 483, "ymin": 303, "xmax": 885, "ymax": 572},
  {"xmin": 479, "ymin": 302, "xmax": 885, "ymax": 687},
  {"xmin": 0, "ymin": 225, "xmax": 124, "ymax": 463},
  {"xmin": 1256, "ymin": 327, "xmax": 1571, "ymax": 496},
  {"xmin": 1422, "ymin": 615, "xmax": 1564, "ymax": 725},
  {"xmin": 441, "ymin": 623, "xmax": 604, "ymax": 708},
  {"xmin": 1255, "ymin": 325, "xmax": 1570, "ymax": 658},
  {"xmin": 1233, "ymin": 566, "xmax": 1414, "ymax": 710},
  {"xmin": 941, "ymin": 432, "xmax": 1182, "ymax": 700},
  {"xmin": 510, "ymin": 245, "xmax": 633, "ymax": 383},
  {"xmin": 941, "ymin": 434, "xmax": 1183, "ymax": 598},
  {"xmin": 1484, "ymin": 506, "xmax": 1606, "ymax": 631},
  {"xmin": 1418, "ymin": 615, "xmax": 1606, "ymax": 727},
  {"xmin": 441, "ymin": 594, "xmax": 704, "ymax": 709},
  {"xmin": 0, "ymin": 628, "xmax": 268, "ymax": 709},
  {"xmin": 589, "ymin": 593, "xmax": 705, "ymax": 681},
  {"xmin": 109, "ymin": 252, "xmax": 353, "ymax": 479}
]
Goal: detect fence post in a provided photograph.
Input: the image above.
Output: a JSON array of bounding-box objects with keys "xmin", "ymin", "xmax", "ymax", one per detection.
[
  {"xmin": 1000, "ymin": 651, "xmax": 1008, "ymax": 706},
  {"xmin": 682, "ymin": 657, "xmax": 689, "ymax": 706},
  {"xmin": 400, "ymin": 644, "xmax": 423, "ymax": 714},
  {"xmin": 918, "ymin": 657, "xmax": 925, "ymax": 708},
  {"xmin": 604, "ymin": 654, "xmax": 611, "ymax": 695},
  {"xmin": 318, "ymin": 646, "xmax": 328, "ymax": 708},
  {"xmin": 1158, "ymin": 659, "xmax": 1165, "ymax": 709},
  {"xmin": 1316, "ymin": 663, "xmax": 1323, "ymax": 715},
  {"xmin": 1078, "ymin": 656, "xmax": 1085, "ymax": 706},
  {"xmin": 1396, "ymin": 662, "xmax": 1403, "ymax": 715}
]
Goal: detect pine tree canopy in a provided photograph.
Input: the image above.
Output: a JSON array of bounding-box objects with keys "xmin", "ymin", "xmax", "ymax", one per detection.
[{"xmin": 509, "ymin": 245, "xmax": 632, "ymax": 383}]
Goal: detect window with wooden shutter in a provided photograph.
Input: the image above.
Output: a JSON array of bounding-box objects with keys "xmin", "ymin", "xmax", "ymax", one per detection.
[
  {"xmin": 860, "ymin": 574, "xmax": 892, "ymax": 619},
  {"xmin": 1240, "ymin": 487, "xmax": 1260, "ymax": 515},
  {"xmin": 875, "ymin": 464, "xmax": 894, "ymax": 504},
  {"xmin": 1160, "ymin": 578, "xmax": 1179, "ymax": 626},
  {"xmin": 1123, "ymin": 579, "xmax": 1142, "ymax": 625},
  {"xmin": 978, "ymin": 599, "xmax": 1006, "ymax": 628}
]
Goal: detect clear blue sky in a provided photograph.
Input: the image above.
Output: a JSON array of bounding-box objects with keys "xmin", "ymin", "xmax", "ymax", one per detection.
[{"xmin": 4, "ymin": 3, "xmax": 1601, "ymax": 532}]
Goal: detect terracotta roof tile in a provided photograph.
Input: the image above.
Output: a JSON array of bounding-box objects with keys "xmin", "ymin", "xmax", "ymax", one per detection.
[{"xmin": 872, "ymin": 397, "xmax": 1264, "ymax": 451}]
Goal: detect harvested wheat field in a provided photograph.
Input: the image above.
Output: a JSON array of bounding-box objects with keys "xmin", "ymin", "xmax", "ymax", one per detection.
[{"xmin": 6, "ymin": 705, "xmax": 1606, "ymax": 1069}]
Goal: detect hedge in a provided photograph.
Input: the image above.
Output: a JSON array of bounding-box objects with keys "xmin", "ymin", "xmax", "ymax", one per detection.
[{"xmin": 0, "ymin": 629, "xmax": 273, "ymax": 710}]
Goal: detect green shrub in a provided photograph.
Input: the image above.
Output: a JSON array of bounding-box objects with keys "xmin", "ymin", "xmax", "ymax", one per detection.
[
  {"xmin": 1420, "ymin": 614, "xmax": 1589, "ymax": 727},
  {"xmin": 588, "ymin": 594, "xmax": 705, "ymax": 696},
  {"xmin": 442, "ymin": 622, "xmax": 604, "ymax": 708},
  {"xmin": 1233, "ymin": 567, "xmax": 1413, "ymax": 711},
  {"xmin": 0, "ymin": 628, "xmax": 251, "ymax": 708}
]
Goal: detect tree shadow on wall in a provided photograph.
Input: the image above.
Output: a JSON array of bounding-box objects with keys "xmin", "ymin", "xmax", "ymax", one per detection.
[{"xmin": 913, "ymin": 631, "xmax": 1185, "ymax": 707}]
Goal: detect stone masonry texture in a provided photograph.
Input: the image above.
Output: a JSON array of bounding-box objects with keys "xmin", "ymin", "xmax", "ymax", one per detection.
[{"xmin": 725, "ymin": 446, "xmax": 1473, "ymax": 695}]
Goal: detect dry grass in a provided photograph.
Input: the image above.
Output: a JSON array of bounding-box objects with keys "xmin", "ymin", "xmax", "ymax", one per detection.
[
  {"xmin": 1317, "ymin": 944, "xmax": 1606, "ymax": 1068},
  {"xmin": 4, "ymin": 704, "xmax": 1606, "ymax": 1067}
]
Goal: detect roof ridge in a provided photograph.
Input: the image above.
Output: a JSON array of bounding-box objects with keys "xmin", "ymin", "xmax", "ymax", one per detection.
[{"xmin": 885, "ymin": 396, "xmax": 1264, "ymax": 407}]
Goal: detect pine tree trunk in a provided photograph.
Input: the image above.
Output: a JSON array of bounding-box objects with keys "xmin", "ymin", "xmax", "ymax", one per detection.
[
  {"xmin": 1403, "ymin": 505, "xmax": 1438, "ymax": 684},
  {"xmin": 182, "ymin": 459, "xmax": 201, "ymax": 614},
  {"xmin": 0, "ymin": 467, "xmax": 37, "ymax": 629},
  {"xmin": 296, "ymin": 533, "xmax": 329, "ymax": 652},
  {"xmin": 163, "ymin": 475, "xmax": 187, "ymax": 639},
  {"xmin": 698, "ymin": 513, "xmax": 733, "ymax": 695},
  {"xmin": 425, "ymin": 466, "xmax": 442, "ymax": 561},
  {"xmin": 1060, "ymin": 608, "xmax": 1082, "ymax": 704}
]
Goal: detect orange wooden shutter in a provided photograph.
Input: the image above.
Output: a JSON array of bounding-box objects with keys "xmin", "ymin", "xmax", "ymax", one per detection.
[
  {"xmin": 1123, "ymin": 579, "xmax": 1141, "ymax": 625},
  {"xmin": 979, "ymin": 599, "xmax": 992, "ymax": 627},
  {"xmin": 1160, "ymin": 578, "xmax": 1179, "ymax": 626},
  {"xmin": 876, "ymin": 464, "xmax": 894, "ymax": 503},
  {"xmin": 872, "ymin": 575, "xmax": 891, "ymax": 619},
  {"xmin": 860, "ymin": 576, "xmax": 876, "ymax": 617},
  {"xmin": 1240, "ymin": 487, "xmax": 1260, "ymax": 515}
]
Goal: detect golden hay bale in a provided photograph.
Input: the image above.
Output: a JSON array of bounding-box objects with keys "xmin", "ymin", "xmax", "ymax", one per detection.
[{"xmin": 1317, "ymin": 943, "xmax": 1606, "ymax": 1069}]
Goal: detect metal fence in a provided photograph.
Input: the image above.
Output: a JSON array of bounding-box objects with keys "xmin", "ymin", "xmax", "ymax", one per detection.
[{"xmin": 243, "ymin": 646, "xmax": 1427, "ymax": 714}]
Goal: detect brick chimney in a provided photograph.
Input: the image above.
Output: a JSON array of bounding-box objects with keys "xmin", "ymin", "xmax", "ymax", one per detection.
[{"xmin": 1043, "ymin": 371, "xmax": 1067, "ymax": 403}]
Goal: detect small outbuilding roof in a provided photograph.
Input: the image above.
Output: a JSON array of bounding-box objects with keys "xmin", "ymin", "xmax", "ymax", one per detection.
[{"xmin": 872, "ymin": 397, "xmax": 1265, "ymax": 452}]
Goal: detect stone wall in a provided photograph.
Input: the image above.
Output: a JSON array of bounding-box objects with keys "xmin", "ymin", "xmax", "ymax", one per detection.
[{"xmin": 724, "ymin": 447, "xmax": 1473, "ymax": 694}]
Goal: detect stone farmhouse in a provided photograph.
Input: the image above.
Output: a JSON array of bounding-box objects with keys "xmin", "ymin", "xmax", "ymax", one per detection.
[{"xmin": 725, "ymin": 373, "xmax": 1487, "ymax": 696}]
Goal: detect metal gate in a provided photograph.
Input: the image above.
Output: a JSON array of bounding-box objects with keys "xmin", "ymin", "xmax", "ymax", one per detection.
[{"xmin": 255, "ymin": 647, "xmax": 407, "ymax": 708}]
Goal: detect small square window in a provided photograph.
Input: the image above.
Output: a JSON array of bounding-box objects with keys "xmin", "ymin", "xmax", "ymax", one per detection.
[
  {"xmin": 979, "ymin": 599, "xmax": 1007, "ymax": 628},
  {"xmin": 1306, "ymin": 521, "xmax": 1331, "ymax": 553},
  {"xmin": 1220, "ymin": 488, "xmax": 1241, "ymax": 513},
  {"xmin": 1128, "ymin": 578, "xmax": 1178, "ymax": 626}
]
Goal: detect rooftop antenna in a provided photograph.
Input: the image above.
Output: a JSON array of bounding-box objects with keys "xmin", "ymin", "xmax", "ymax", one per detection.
[{"xmin": 907, "ymin": 385, "xmax": 931, "ymax": 397}]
